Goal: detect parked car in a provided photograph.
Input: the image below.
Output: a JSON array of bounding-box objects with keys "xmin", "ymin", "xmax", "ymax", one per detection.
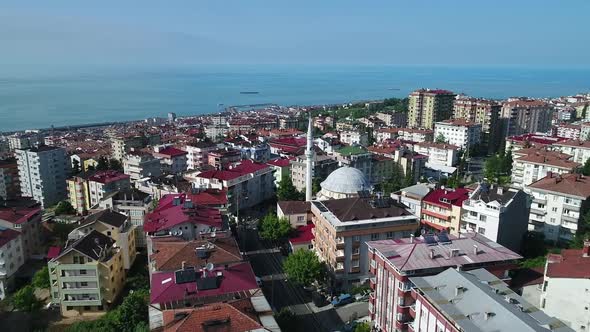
[
  {"xmin": 331, "ymin": 293, "xmax": 354, "ymax": 307},
  {"xmin": 354, "ymin": 290, "xmax": 371, "ymax": 302}
]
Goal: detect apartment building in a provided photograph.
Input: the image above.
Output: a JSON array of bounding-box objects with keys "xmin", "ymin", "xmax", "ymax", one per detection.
[
  {"xmin": 408, "ymin": 89, "xmax": 456, "ymax": 129},
  {"xmin": 16, "ymin": 146, "xmax": 69, "ymax": 208},
  {"xmin": 376, "ymin": 111, "xmax": 408, "ymax": 128},
  {"xmin": 511, "ymin": 149, "xmax": 579, "ymax": 189},
  {"xmin": 391, "ymin": 184, "xmax": 432, "ymax": 217},
  {"xmin": 0, "ymin": 227, "xmax": 24, "ymax": 300},
  {"xmin": 290, "ymin": 154, "xmax": 338, "ymax": 192},
  {"xmin": 8, "ymin": 134, "xmax": 40, "ymax": 151},
  {"xmin": 310, "ymin": 197, "xmax": 418, "ymax": 288},
  {"xmin": 453, "ymin": 95, "xmax": 503, "ymax": 151},
  {"xmin": 334, "ymin": 146, "xmax": 373, "ymax": 181},
  {"xmin": 266, "ymin": 157, "xmax": 293, "ymax": 188},
  {"xmin": 555, "ymin": 123, "xmax": 582, "ymax": 140},
  {"xmin": 0, "ymin": 159, "xmax": 20, "ymax": 200},
  {"xmin": 207, "ymin": 148, "xmax": 241, "ymax": 169},
  {"xmin": 420, "ymin": 188, "xmax": 470, "ymax": 234},
  {"xmin": 111, "ymin": 135, "xmax": 145, "ymax": 161},
  {"xmin": 184, "ymin": 141, "xmax": 217, "ymax": 170},
  {"xmin": 434, "ymin": 119, "xmax": 482, "ymax": 151},
  {"xmin": 95, "ymin": 189, "xmax": 152, "ymax": 247},
  {"xmin": 536, "ymin": 245, "xmax": 590, "ymax": 332},
  {"xmin": 0, "ymin": 206, "xmax": 43, "ymax": 259},
  {"xmin": 410, "ymin": 268, "xmax": 572, "ymax": 332},
  {"xmin": 553, "ymin": 140, "xmax": 590, "ymax": 165},
  {"xmin": 413, "ymin": 142, "xmax": 459, "ymax": 167},
  {"xmin": 367, "ymin": 233, "xmax": 522, "ymax": 332},
  {"xmin": 48, "ymin": 231, "xmax": 126, "ymax": 314},
  {"xmin": 67, "ymin": 176, "xmax": 89, "ymax": 214},
  {"xmin": 502, "ymin": 99, "xmax": 554, "ymax": 136},
  {"xmin": 277, "ymin": 201, "xmax": 311, "ymax": 228},
  {"xmin": 123, "ymin": 152, "xmax": 162, "ymax": 181},
  {"xmin": 68, "ymin": 210, "xmax": 137, "ymax": 270},
  {"xmin": 340, "ymin": 131, "xmax": 369, "ymax": 146},
  {"xmin": 460, "ymin": 184, "xmax": 529, "ymax": 252},
  {"xmin": 398, "ymin": 128, "xmax": 434, "ymax": 143},
  {"xmin": 526, "ymin": 173, "xmax": 590, "ymax": 243},
  {"xmin": 153, "ymin": 146, "xmax": 188, "ymax": 174},
  {"xmin": 87, "ymin": 171, "xmax": 131, "ymax": 208}
]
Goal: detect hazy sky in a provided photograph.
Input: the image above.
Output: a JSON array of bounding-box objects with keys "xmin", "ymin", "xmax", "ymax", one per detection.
[{"xmin": 1, "ymin": 0, "xmax": 589, "ymax": 67}]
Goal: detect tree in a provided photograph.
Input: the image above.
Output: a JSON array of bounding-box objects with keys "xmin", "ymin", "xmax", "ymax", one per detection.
[
  {"xmin": 435, "ymin": 133, "xmax": 447, "ymax": 144},
  {"xmin": 382, "ymin": 163, "xmax": 404, "ymax": 195},
  {"xmin": 403, "ymin": 165, "xmax": 415, "ymax": 187},
  {"xmin": 500, "ymin": 148, "xmax": 513, "ymax": 175},
  {"xmin": 312, "ymin": 178, "xmax": 322, "ymax": 196},
  {"xmin": 260, "ymin": 213, "xmax": 292, "ymax": 241},
  {"xmin": 275, "ymin": 308, "xmax": 299, "ymax": 332},
  {"xmin": 72, "ymin": 159, "xmax": 81, "ymax": 175},
  {"xmin": 54, "ymin": 201, "xmax": 75, "ymax": 215},
  {"xmin": 32, "ymin": 266, "xmax": 50, "ymax": 289},
  {"xmin": 283, "ymin": 249, "xmax": 324, "ymax": 286},
  {"xmin": 277, "ymin": 176, "xmax": 304, "ymax": 201},
  {"xmin": 355, "ymin": 322, "xmax": 372, "ymax": 332},
  {"xmin": 109, "ymin": 158, "xmax": 123, "ymax": 171},
  {"xmin": 12, "ymin": 285, "xmax": 41, "ymax": 312},
  {"xmin": 96, "ymin": 156, "xmax": 110, "ymax": 171},
  {"xmin": 582, "ymin": 159, "xmax": 590, "ymax": 176}
]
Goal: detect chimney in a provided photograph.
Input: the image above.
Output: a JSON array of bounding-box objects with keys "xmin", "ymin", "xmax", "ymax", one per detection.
[
  {"xmin": 583, "ymin": 239, "xmax": 590, "ymax": 257},
  {"xmin": 429, "ymin": 249, "xmax": 435, "ymax": 259},
  {"xmin": 473, "ymin": 245, "xmax": 479, "ymax": 255},
  {"xmin": 410, "ymin": 234, "xmax": 415, "ymax": 244}
]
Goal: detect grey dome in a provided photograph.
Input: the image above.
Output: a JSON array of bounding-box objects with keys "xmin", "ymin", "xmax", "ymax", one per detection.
[{"xmin": 320, "ymin": 167, "xmax": 370, "ymax": 194}]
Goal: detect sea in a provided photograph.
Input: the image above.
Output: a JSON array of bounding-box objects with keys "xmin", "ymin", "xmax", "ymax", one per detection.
[{"xmin": 1, "ymin": 64, "xmax": 590, "ymax": 132}]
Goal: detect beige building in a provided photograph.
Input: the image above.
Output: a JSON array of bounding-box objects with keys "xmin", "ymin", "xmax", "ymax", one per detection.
[
  {"xmin": 502, "ymin": 99, "xmax": 554, "ymax": 136},
  {"xmin": 408, "ymin": 89, "xmax": 456, "ymax": 129},
  {"xmin": 453, "ymin": 95, "xmax": 503, "ymax": 151}
]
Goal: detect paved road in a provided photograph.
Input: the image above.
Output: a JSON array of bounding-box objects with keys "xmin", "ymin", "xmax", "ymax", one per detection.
[{"xmin": 238, "ymin": 225, "xmax": 350, "ymax": 331}]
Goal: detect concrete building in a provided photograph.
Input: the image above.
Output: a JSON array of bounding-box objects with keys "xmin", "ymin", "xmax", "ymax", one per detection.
[
  {"xmin": 277, "ymin": 201, "xmax": 311, "ymax": 228},
  {"xmin": 87, "ymin": 171, "xmax": 131, "ymax": 208},
  {"xmin": 434, "ymin": 119, "xmax": 482, "ymax": 151},
  {"xmin": 8, "ymin": 134, "xmax": 40, "ymax": 151},
  {"xmin": 555, "ymin": 124, "xmax": 582, "ymax": 140},
  {"xmin": 376, "ymin": 111, "xmax": 408, "ymax": 128},
  {"xmin": 371, "ymin": 154, "xmax": 395, "ymax": 184},
  {"xmin": 553, "ymin": 140, "xmax": 590, "ymax": 165},
  {"xmin": 536, "ymin": 245, "xmax": 590, "ymax": 332},
  {"xmin": 207, "ymin": 148, "xmax": 241, "ymax": 169},
  {"xmin": 123, "ymin": 152, "xmax": 162, "ymax": 181},
  {"xmin": 290, "ymin": 154, "xmax": 338, "ymax": 193},
  {"xmin": 502, "ymin": 99, "xmax": 554, "ymax": 136},
  {"xmin": 310, "ymin": 196, "xmax": 419, "ymax": 288},
  {"xmin": 511, "ymin": 149, "xmax": 579, "ymax": 189},
  {"xmin": 398, "ymin": 128, "xmax": 434, "ymax": 143},
  {"xmin": 0, "ymin": 138, "xmax": 10, "ymax": 160},
  {"xmin": 16, "ymin": 146, "xmax": 69, "ymax": 208},
  {"xmin": 410, "ymin": 268, "xmax": 572, "ymax": 332},
  {"xmin": 0, "ymin": 159, "xmax": 20, "ymax": 200},
  {"xmin": 334, "ymin": 146, "xmax": 373, "ymax": 182},
  {"xmin": 526, "ymin": 173, "xmax": 590, "ymax": 243},
  {"xmin": 420, "ymin": 188, "xmax": 470, "ymax": 234},
  {"xmin": 367, "ymin": 233, "xmax": 522, "ymax": 332},
  {"xmin": 0, "ymin": 227, "xmax": 24, "ymax": 300},
  {"xmin": 0, "ymin": 206, "xmax": 43, "ymax": 259},
  {"xmin": 453, "ymin": 95, "xmax": 503, "ymax": 152},
  {"xmin": 48, "ymin": 231, "xmax": 127, "ymax": 314},
  {"xmin": 460, "ymin": 184, "xmax": 530, "ymax": 252},
  {"xmin": 266, "ymin": 157, "xmax": 292, "ymax": 188},
  {"xmin": 184, "ymin": 141, "xmax": 217, "ymax": 170},
  {"xmin": 340, "ymin": 131, "xmax": 369, "ymax": 146},
  {"xmin": 153, "ymin": 146, "xmax": 188, "ymax": 174},
  {"xmin": 111, "ymin": 136, "xmax": 145, "ymax": 161},
  {"xmin": 67, "ymin": 176, "xmax": 90, "ymax": 214},
  {"xmin": 391, "ymin": 183, "xmax": 432, "ymax": 218},
  {"xmin": 408, "ymin": 89, "xmax": 456, "ymax": 129},
  {"xmin": 413, "ymin": 142, "xmax": 459, "ymax": 167}
]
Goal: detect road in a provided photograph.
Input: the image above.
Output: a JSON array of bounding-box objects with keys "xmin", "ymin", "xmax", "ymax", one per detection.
[{"xmin": 238, "ymin": 225, "xmax": 367, "ymax": 331}]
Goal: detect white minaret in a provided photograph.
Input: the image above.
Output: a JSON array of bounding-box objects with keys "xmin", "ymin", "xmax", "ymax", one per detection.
[{"xmin": 305, "ymin": 113, "xmax": 314, "ymax": 201}]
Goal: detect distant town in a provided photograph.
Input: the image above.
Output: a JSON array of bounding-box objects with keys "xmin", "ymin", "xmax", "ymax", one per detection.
[{"xmin": 1, "ymin": 88, "xmax": 590, "ymax": 332}]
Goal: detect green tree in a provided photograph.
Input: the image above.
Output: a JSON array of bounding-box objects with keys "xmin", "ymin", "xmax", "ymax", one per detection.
[
  {"xmin": 283, "ymin": 249, "xmax": 324, "ymax": 286},
  {"xmin": 312, "ymin": 178, "xmax": 322, "ymax": 195},
  {"xmin": 582, "ymin": 159, "xmax": 590, "ymax": 176},
  {"xmin": 12, "ymin": 285, "xmax": 41, "ymax": 312},
  {"xmin": 96, "ymin": 156, "xmax": 110, "ymax": 171},
  {"xmin": 484, "ymin": 155, "xmax": 501, "ymax": 181},
  {"xmin": 54, "ymin": 201, "xmax": 75, "ymax": 215},
  {"xmin": 277, "ymin": 176, "xmax": 304, "ymax": 201},
  {"xmin": 382, "ymin": 163, "xmax": 404, "ymax": 195},
  {"xmin": 32, "ymin": 266, "xmax": 50, "ymax": 289},
  {"xmin": 403, "ymin": 165, "xmax": 415, "ymax": 187},
  {"xmin": 260, "ymin": 213, "xmax": 292, "ymax": 241},
  {"xmin": 581, "ymin": 104, "xmax": 588, "ymax": 121},
  {"xmin": 500, "ymin": 149, "xmax": 513, "ymax": 175},
  {"xmin": 435, "ymin": 133, "xmax": 447, "ymax": 144},
  {"xmin": 355, "ymin": 322, "xmax": 372, "ymax": 332},
  {"xmin": 109, "ymin": 158, "xmax": 123, "ymax": 171}
]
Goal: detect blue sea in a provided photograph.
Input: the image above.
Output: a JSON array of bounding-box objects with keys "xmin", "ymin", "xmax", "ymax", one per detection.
[{"xmin": 1, "ymin": 64, "xmax": 590, "ymax": 132}]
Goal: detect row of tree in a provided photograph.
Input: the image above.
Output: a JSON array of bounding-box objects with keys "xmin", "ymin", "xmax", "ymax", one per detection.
[{"xmin": 483, "ymin": 149, "xmax": 513, "ymax": 183}]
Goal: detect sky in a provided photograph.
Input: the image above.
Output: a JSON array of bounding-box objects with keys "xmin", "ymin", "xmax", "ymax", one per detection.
[{"xmin": 1, "ymin": 0, "xmax": 589, "ymax": 67}]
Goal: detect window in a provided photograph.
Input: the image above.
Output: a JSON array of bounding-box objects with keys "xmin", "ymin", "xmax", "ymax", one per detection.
[
  {"xmin": 371, "ymin": 234, "xmax": 379, "ymax": 240},
  {"xmin": 537, "ymin": 204, "xmax": 545, "ymax": 209},
  {"xmin": 73, "ymin": 256, "xmax": 79, "ymax": 264},
  {"xmin": 386, "ymin": 232, "xmax": 394, "ymax": 239},
  {"xmin": 479, "ymin": 215, "xmax": 487, "ymax": 222},
  {"xmin": 469, "ymin": 211, "xmax": 477, "ymax": 217},
  {"xmin": 552, "ymin": 207, "xmax": 558, "ymax": 212},
  {"xmin": 353, "ymin": 235, "xmax": 361, "ymax": 242},
  {"xmin": 352, "ymin": 259, "xmax": 360, "ymax": 268},
  {"xmin": 81, "ymin": 282, "xmax": 88, "ymax": 287},
  {"xmin": 107, "ymin": 231, "xmax": 112, "ymax": 237},
  {"xmin": 352, "ymin": 247, "xmax": 360, "ymax": 255},
  {"xmin": 478, "ymin": 227, "xmax": 486, "ymax": 235},
  {"xmin": 550, "ymin": 218, "xmax": 556, "ymax": 223},
  {"xmin": 79, "ymin": 269, "xmax": 87, "ymax": 275},
  {"xmin": 297, "ymin": 216, "xmax": 305, "ymax": 222}
]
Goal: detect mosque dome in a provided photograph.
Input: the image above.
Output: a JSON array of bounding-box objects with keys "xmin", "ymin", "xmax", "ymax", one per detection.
[{"xmin": 319, "ymin": 167, "xmax": 370, "ymax": 199}]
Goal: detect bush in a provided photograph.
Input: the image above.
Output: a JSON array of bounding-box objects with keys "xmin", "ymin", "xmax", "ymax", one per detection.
[
  {"xmin": 283, "ymin": 249, "xmax": 324, "ymax": 286},
  {"xmin": 32, "ymin": 266, "xmax": 50, "ymax": 289},
  {"xmin": 12, "ymin": 285, "xmax": 42, "ymax": 312}
]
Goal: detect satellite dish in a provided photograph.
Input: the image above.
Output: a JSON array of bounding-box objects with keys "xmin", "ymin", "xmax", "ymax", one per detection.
[
  {"xmin": 205, "ymin": 263, "xmax": 214, "ymax": 271},
  {"xmin": 178, "ymin": 230, "xmax": 183, "ymax": 236}
]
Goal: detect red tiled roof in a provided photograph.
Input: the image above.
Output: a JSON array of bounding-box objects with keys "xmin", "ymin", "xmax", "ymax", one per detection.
[
  {"xmin": 0, "ymin": 207, "xmax": 41, "ymax": 224},
  {"xmin": 507, "ymin": 134, "xmax": 565, "ymax": 145},
  {"xmin": 0, "ymin": 228, "xmax": 20, "ymax": 248},
  {"xmin": 266, "ymin": 157, "xmax": 294, "ymax": 167},
  {"xmin": 47, "ymin": 246, "xmax": 61, "ymax": 259},
  {"xmin": 555, "ymin": 139, "xmax": 590, "ymax": 149},
  {"xmin": 156, "ymin": 147, "xmax": 188, "ymax": 157},
  {"xmin": 516, "ymin": 152, "xmax": 579, "ymax": 169},
  {"xmin": 546, "ymin": 249, "xmax": 590, "ymax": 279},
  {"xmin": 187, "ymin": 189, "xmax": 228, "ymax": 206},
  {"xmin": 528, "ymin": 173, "xmax": 590, "ymax": 198},
  {"xmin": 423, "ymin": 188, "xmax": 470, "ymax": 208},
  {"xmin": 197, "ymin": 160, "xmax": 270, "ymax": 181},
  {"xmin": 289, "ymin": 223, "xmax": 315, "ymax": 244},
  {"xmin": 151, "ymin": 237, "xmax": 242, "ymax": 271},
  {"xmin": 88, "ymin": 170, "xmax": 130, "ymax": 184},
  {"xmin": 150, "ymin": 262, "xmax": 259, "ymax": 304},
  {"xmin": 143, "ymin": 194, "xmax": 223, "ymax": 233}
]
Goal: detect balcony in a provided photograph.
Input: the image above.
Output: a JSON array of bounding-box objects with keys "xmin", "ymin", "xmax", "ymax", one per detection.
[
  {"xmin": 562, "ymin": 214, "xmax": 579, "ymax": 223},
  {"xmin": 532, "ymin": 197, "xmax": 547, "ymax": 205},
  {"xmin": 62, "ymin": 299, "xmax": 102, "ymax": 306},
  {"xmin": 564, "ymin": 203, "xmax": 580, "ymax": 211},
  {"xmin": 530, "ymin": 208, "xmax": 546, "ymax": 216},
  {"xmin": 62, "ymin": 287, "xmax": 100, "ymax": 295}
]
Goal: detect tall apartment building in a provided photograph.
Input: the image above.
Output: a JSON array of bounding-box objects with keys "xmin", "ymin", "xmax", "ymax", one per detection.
[
  {"xmin": 66, "ymin": 176, "xmax": 89, "ymax": 214},
  {"xmin": 413, "ymin": 142, "xmax": 459, "ymax": 167},
  {"xmin": 434, "ymin": 119, "xmax": 482, "ymax": 151},
  {"xmin": 526, "ymin": 173, "xmax": 590, "ymax": 243},
  {"xmin": 410, "ymin": 268, "xmax": 572, "ymax": 332},
  {"xmin": 408, "ymin": 89, "xmax": 456, "ymax": 129},
  {"xmin": 87, "ymin": 171, "xmax": 131, "ymax": 208},
  {"xmin": 123, "ymin": 152, "xmax": 162, "ymax": 181},
  {"xmin": 111, "ymin": 136, "xmax": 145, "ymax": 161},
  {"xmin": 376, "ymin": 111, "xmax": 408, "ymax": 128},
  {"xmin": 48, "ymin": 231, "xmax": 126, "ymax": 314},
  {"xmin": 185, "ymin": 141, "xmax": 217, "ymax": 170},
  {"xmin": 453, "ymin": 95, "xmax": 503, "ymax": 151},
  {"xmin": 367, "ymin": 233, "xmax": 522, "ymax": 332},
  {"xmin": 0, "ymin": 206, "xmax": 43, "ymax": 259},
  {"xmin": 502, "ymin": 99, "xmax": 554, "ymax": 136},
  {"xmin": 16, "ymin": 146, "xmax": 69, "ymax": 208},
  {"xmin": 8, "ymin": 134, "xmax": 40, "ymax": 151},
  {"xmin": 511, "ymin": 148, "xmax": 579, "ymax": 189},
  {"xmin": 310, "ymin": 197, "xmax": 418, "ymax": 288},
  {"xmin": 553, "ymin": 140, "xmax": 590, "ymax": 165},
  {"xmin": 460, "ymin": 184, "xmax": 530, "ymax": 252},
  {"xmin": 0, "ymin": 227, "xmax": 24, "ymax": 300},
  {"xmin": 0, "ymin": 159, "xmax": 20, "ymax": 200},
  {"xmin": 290, "ymin": 154, "xmax": 338, "ymax": 192}
]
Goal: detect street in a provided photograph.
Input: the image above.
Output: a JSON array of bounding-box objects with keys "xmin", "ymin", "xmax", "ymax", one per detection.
[{"xmin": 238, "ymin": 225, "xmax": 368, "ymax": 332}]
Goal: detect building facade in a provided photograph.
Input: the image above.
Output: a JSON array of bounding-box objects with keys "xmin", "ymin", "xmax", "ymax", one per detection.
[
  {"xmin": 502, "ymin": 99, "xmax": 554, "ymax": 136},
  {"xmin": 185, "ymin": 141, "xmax": 218, "ymax": 170},
  {"xmin": 0, "ymin": 206, "xmax": 43, "ymax": 259},
  {"xmin": 408, "ymin": 89, "xmax": 456, "ymax": 129},
  {"xmin": 0, "ymin": 228, "xmax": 24, "ymax": 300},
  {"xmin": 434, "ymin": 119, "xmax": 482, "ymax": 151},
  {"xmin": 0, "ymin": 159, "xmax": 20, "ymax": 201},
  {"xmin": 123, "ymin": 152, "xmax": 162, "ymax": 181}
]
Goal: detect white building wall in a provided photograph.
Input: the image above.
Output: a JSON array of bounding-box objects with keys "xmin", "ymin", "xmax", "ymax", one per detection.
[
  {"xmin": 541, "ymin": 277, "xmax": 590, "ymax": 332},
  {"xmin": 527, "ymin": 189, "xmax": 582, "ymax": 242},
  {"xmin": 0, "ymin": 234, "xmax": 25, "ymax": 300}
]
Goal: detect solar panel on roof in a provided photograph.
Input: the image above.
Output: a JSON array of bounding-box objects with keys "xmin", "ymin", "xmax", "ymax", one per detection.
[
  {"xmin": 436, "ymin": 232, "xmax": 452, "ymax": 244},
  {"xmin": 196, "ymin": 276, "xmax": 220, "ymax": 290},
  {"xmin": 424, "ymin": 234, "xmax": 437, "ymax": 246},
  {"xmin": 174, "ymin": 267, "xmax": 197, "ymax": 284}
]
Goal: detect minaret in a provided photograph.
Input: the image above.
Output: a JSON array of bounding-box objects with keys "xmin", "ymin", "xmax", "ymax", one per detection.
[{"xmin": 305, "ymin": 113, "xmax": 314, "ymax": 201}]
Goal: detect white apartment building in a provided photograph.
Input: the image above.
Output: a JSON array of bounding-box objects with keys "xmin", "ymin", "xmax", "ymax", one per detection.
[
  {"xmin": 526, "ymin": 173, "xmax": 590, "ymax": 243},
  {"xmin": 413, "ymin": 142, "xmax": 459, "ymax": 167},
  {"xmin": 152, "ymin": 146, "xmax": 188, "ymax": 174},
  {"xmin": 555, "ymin": 124, "xmax": 582, "ymax": 140},
  {"xmin": 460, "ymin": 184, "xmax": 529, "ymax": 252},
  {"xmin": 340, "ymin": 131, "xmax": 368, "ymax": 146},
  {"xmin": 553, "ymin": 140, "xmax": 590, "ymax": 165},
  {"xmin": 8, "ymin": 134, "xmax": 40, "ymax": 151},
  {"xmin": 390, "ymin": 183, "xmax": 432, "ymax": 217},
  {"xmin": 0, "ymin": 227, "xmax": 24, "ymax": 300},
  {"xmin": 511, "ymin": 149, "xmax": 579, "ymax": 189},
  {"xmin": 185, "ymin": 141, "xmax": 217, "ymax": 170},
  {"xmin": 123, "ymin": 152, "xmax": 162, "ymax": 181},
  {"xmin": 87, "ymin": 171, "xmax": 131, "ymax": 208},
  {"xmin": 16, "ymin": 146, "xmax": 69, "ymax": 208},
  {"xmin": 0, "ymin": 206, "xmax": 43, "ymax": 259},
  {"xmin": 397, "ymin": 128, "xmax": 434, "ymax": 143},
  {"xmin": 434, "ymin": 119, "xmax": 482, "ymax": 151},
  {"xmin": 375, "ymin": 128, "xmax": 399, "ymax": 143}
]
